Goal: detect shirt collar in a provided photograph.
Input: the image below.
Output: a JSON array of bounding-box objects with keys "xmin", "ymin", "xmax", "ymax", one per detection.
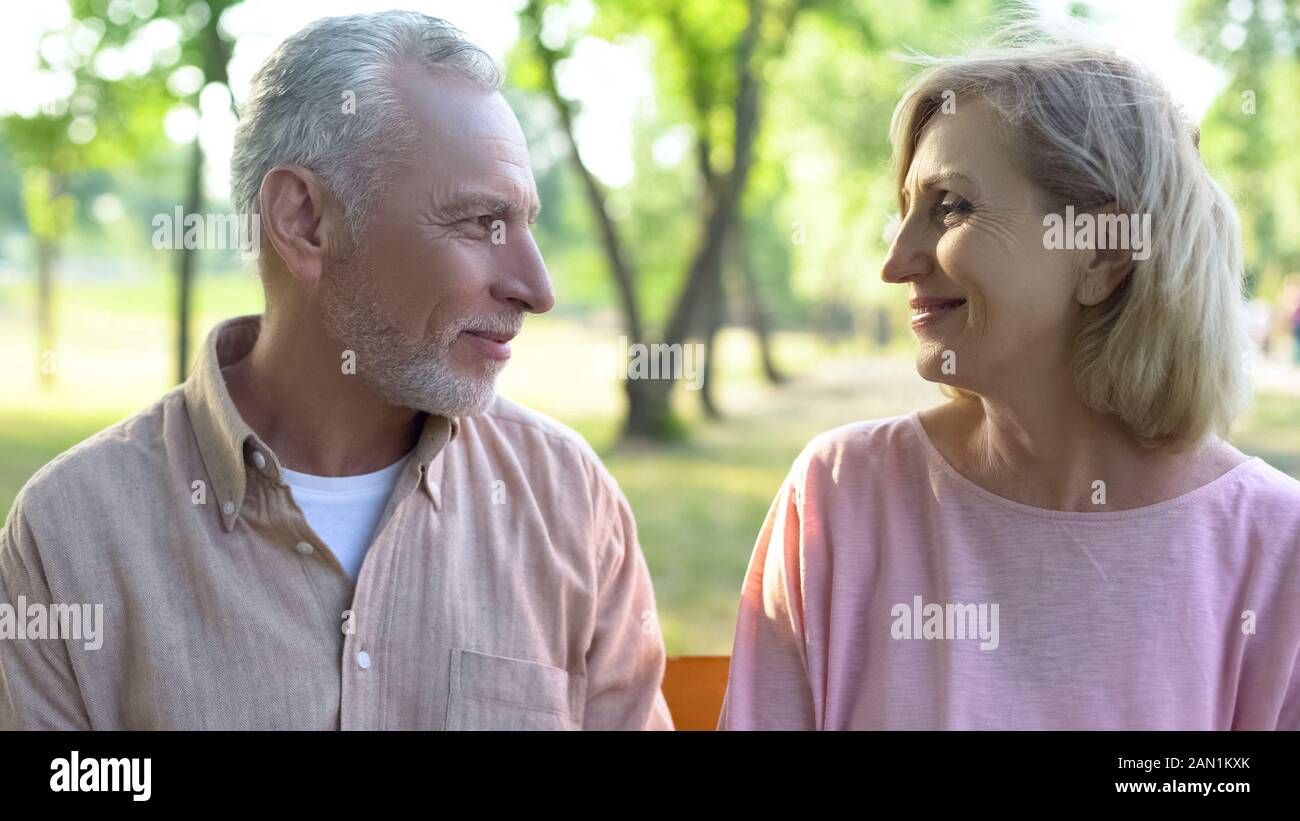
[{"xmin": 183, "ymin": 314, "xmax": 459, "ymax": 532}]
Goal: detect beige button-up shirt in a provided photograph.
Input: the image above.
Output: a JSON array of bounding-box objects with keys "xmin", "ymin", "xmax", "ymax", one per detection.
[{"xmin": 0, "ymin": 315, "xmax": 673, "ymax": 730}]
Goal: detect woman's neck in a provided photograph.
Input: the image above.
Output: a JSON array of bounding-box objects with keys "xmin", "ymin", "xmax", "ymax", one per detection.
[{"xmin": 920, "ymin": 395, "xmax": 1247, "ymax": 512}]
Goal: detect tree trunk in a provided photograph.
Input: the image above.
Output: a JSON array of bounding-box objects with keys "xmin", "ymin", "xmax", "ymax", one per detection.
[
  {"xmin": 731, "ymin": 220, "xmax": 785, "ymax": 384},
  {"xmin": 173, "ymin": 5, "xmax": 233, "ymax": 383},
  {"xmin": 660, "ymin": 0, "xmax": 764, "ymax": 350},
  {"xmin": 35, "ymin": 236, "xmax": 56, "ymax": 391},
  {"xmin": 525, "ymin": 4, "xmax": 643, "ymax": 344},
  {"xmin": 621, "ymin": 378, "xmax": 677, "ymax": 441},
  {"xmin": 522, "ymin": 0, "xmax": 795, "ymax": 443},
  {"xmin": 698, "ymin": 251, "xmax": 726, "ymax": 419}
]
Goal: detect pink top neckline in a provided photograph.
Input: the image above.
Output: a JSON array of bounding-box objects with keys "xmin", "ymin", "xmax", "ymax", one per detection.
[{"xmin": 905, "ymin": 410, "xmax": 1262, "ymax": 522}]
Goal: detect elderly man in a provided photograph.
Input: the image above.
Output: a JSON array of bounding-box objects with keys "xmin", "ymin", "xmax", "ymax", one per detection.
[{"xmin": 0, "ymin": 11, "xmax": 672, "ymax": 730}]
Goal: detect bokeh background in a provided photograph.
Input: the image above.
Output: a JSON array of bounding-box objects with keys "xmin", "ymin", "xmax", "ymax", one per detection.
[{"xmin": 1, "ymin": 0, "xmax": 1298, "ymax": 653}]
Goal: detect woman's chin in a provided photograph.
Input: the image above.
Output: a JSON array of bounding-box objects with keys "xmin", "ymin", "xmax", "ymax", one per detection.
[
  {"xmin": 915, "ymin": 349, "xmax": 959, "ymax": 383},
  {"xmin": 913, "ymin": 354, "xmax": 980, "ymax": 394}
]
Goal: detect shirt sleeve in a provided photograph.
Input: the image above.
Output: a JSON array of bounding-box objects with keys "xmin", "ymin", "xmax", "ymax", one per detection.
[
  {"xmin": 0, "ymin": 501, "xmax": 94, "ymax": 730},
  {"xmin": 582, "ymin": 477, "xmax": 674, "ymax": 730},
  {"xmin": 717, "ymin": 472, "xmax": 817, "ymax": 730}
]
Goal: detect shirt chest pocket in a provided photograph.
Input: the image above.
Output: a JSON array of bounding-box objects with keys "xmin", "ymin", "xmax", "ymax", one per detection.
[{"xmin": 446, "ymin": 648, "xmax": 585, "ymax": 730}]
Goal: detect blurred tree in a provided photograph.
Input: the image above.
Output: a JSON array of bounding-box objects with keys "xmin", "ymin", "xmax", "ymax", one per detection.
[
  {"xmin": 652, "ymin": 0, "xmax": 807, "ymax": 414},
  {"xmin": 1184, "ymin": 0, "xmax": 1300, "ymax": 299},
  {"xmin": 3, "ymin": 15, "xmax": 170, "ymax": 389},
  {"xmin": 760, "ymin": 0, "xmax": 998, "ymax": 344},
  {"xmin": 6, "ymin": 121, "xmax": 73, "ymax": 394},
  {"xmin": 65, "ymin": 0, "xmax": 242, "ymax": 384},
  {"xmin": 519, "ymin": 0, "xmax": 807, "ymax": 440}
]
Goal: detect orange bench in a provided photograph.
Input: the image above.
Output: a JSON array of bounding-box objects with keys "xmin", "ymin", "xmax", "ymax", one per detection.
[{"xmin": 662, "ymin": 655, "xmax": 730, "ymax": 730}]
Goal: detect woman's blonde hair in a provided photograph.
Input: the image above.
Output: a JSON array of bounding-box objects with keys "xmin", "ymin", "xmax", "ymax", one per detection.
[{"xmin": 889, "ymin": 21, "xmax": 1251, "ymax": 451}]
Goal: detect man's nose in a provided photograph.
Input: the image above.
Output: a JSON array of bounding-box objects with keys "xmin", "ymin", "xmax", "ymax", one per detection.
[{"xmin": 491, "ymin": 228, "xmax": 555, "ymax": 314}]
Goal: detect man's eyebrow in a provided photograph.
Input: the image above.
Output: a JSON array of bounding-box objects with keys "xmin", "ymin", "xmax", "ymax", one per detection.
[{"xmin": 444, "ymin": 190, "xmax": 541, "ymax": 223}]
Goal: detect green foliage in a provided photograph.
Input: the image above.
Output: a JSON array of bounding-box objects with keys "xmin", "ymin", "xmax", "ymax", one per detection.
[
  {"xmin": 1183, "ymin": 0, "xmax": 1300, "ymax": 296},
  {"xmin": 20, "ymin": 170, "xmax": 76, "ymax": 242},
  {"xmin": 2, "ymin": 1, "xmax": 242, "ymax": 251},
  {"xmin": 509, "ymin": 0, "xmax": 1004, "ymax": 337}
]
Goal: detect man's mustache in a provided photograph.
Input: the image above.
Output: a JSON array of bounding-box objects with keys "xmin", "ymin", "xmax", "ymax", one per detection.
[{"xmin": 455, "ymin": 313, "xmax": 524, "ymax": 341}]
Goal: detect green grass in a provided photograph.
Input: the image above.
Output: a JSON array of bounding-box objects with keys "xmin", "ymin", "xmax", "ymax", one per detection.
[
  {"xmin": 2, "ymin": 275, "xmax": 1299, "ymax": 653},
  {"xmin": 1234, "ymin": 391, "xmax": 1300, "ymax": 479}
]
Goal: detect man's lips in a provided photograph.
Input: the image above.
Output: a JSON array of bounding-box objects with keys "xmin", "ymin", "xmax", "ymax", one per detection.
[
  {"xmin": 909, "ymin": 297, "xmax": 967, "ymax": 329},
  {"xmin": 461, "ymin": 329, "xmax": 517, "ymax": 361}
]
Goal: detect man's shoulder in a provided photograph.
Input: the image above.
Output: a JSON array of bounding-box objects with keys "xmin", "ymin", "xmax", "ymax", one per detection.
[
  {"xmin": 470, "ymin": 395, "xmax": 601, "ymax": 462},
  {"xmin": 459, "ymin": 396, "xmax": 620, "ymax": 497},
  {"xmin": 7, "ymin": 390, "xmax": 186, "ymax": 529}
]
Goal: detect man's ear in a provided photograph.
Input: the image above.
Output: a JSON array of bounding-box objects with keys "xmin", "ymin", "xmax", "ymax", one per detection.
[
  {"xmin": 258, "ymin": 166, "xmax": 342, "ymax": 286},
  {"xmin": 1076, "ymin": 202, "xmax": 1134, "ymax": 307}
]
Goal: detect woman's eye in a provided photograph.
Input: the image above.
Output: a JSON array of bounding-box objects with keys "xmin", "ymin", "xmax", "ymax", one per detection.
[{"xmin": 936, "ymin": 194, "xmax": 973, "ymax": 220}]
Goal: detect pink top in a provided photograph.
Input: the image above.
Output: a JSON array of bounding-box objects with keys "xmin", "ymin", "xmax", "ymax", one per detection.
[{"xmin": 718, "ymin": 412, "xmax": 1300, "ymax": 730}]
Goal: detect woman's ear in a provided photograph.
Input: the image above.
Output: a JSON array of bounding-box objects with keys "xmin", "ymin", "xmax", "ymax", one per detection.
[
  {"xmin": 258, "ymin": 166, "xmax": 344, "ymax": 286},
  {"xmin": 1076, "ymin": 202, "xmax": 1135, "ymax": 307}
]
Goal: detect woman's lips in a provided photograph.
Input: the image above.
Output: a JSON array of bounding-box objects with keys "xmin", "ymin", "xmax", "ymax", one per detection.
[
  {"xmin": 910, "ymin": 299, "xmax": 967, "ymax": 330},
  {"xmin": 461, "ymin": 330, "xmax": 513, "ymax": 361}
]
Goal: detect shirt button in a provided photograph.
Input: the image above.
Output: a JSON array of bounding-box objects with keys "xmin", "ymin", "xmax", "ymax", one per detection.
[
  {"xmin": 252, "ymin": 451, "xmax": 266, "ymax": 470},
  {"xmin": 295, "ymin": 541, "xmax": 314, "ymax": 556},
  {"xmin": 222, "ymin": 501, "xmax": 235, "ymax": 515},
  {"xmin": 356, "ymin": 651, "xmax": 371, "ymax": 670},
  {"xmin": 429, "ymin": 481, "xmax": 439, "ymax": 494}
]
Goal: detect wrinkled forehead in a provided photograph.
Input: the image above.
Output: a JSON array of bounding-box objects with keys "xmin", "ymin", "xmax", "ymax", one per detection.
[
  {"xmin": 394, "ymin": 63, "xmax": 534, "ymax": 197},
  {"xmin": 905, "ymin": 98, "xmax": 1008, "ymax": 190},
  {"xmin": 900, "ymin": 96, "xmax": 1048, "ymax": 211}
]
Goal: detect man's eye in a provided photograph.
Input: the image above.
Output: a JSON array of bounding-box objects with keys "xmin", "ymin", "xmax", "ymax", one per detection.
[{"xmin": 454, "ymin": 215, "xmax": 499, "ymax": 239}]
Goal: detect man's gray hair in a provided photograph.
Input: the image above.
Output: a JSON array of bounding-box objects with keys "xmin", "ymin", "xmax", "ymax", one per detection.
[{"xmin": 230, "ymin": 11, "xmax": 501, "ymax": 240}]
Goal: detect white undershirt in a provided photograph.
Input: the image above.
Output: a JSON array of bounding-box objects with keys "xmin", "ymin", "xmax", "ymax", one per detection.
[{"xmin": 280, "ymin": 452, "xmax": 411, "ymax": 581}]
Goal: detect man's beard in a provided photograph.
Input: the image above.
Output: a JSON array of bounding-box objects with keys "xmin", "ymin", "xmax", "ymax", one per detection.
[{"xmin": 318, "ymin": 249, "xmax": 520, "ymax": 418}]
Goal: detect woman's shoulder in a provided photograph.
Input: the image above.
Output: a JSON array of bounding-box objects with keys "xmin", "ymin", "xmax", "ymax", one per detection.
[
  {"xmin": 791, "ymin": 412, "xmax": 926, "ymax": 481},
  {"xmin": 1231, "ymin": 456, "xmax": 1300, "ymax": 517}
]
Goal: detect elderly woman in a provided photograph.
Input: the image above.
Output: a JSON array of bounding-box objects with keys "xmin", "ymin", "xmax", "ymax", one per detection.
[{"xmin": 718, "ymin": 28, "xmax": 1300, "ymax": 730}]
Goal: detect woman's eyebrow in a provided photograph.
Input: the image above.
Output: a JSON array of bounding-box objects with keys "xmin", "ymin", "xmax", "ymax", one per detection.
[
  {"xmin": 903, "ymin": 170, "xmax": 977, "ymax": 197},
  {"xmin": 899, "ymin": 170, "xmax": 979, "ymax": 212}
]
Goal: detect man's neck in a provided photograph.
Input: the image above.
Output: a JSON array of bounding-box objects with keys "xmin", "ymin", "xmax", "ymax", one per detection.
[{"xmin": 222, "ymin": 313, "xmax": 423, "ymax": 477}]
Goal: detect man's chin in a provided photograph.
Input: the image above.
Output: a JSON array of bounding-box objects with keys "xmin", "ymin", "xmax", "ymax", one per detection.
[
  {"xmin": 412, "ymin": 378, "xmax": 499, "ymax": 419},
  {"xmin": 442, "ymin": 390, "xmax": 497, "ymax": 418},
  {"xmin": 360, "ymin": 360, "xmax": 499, "ymax": 419}
]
